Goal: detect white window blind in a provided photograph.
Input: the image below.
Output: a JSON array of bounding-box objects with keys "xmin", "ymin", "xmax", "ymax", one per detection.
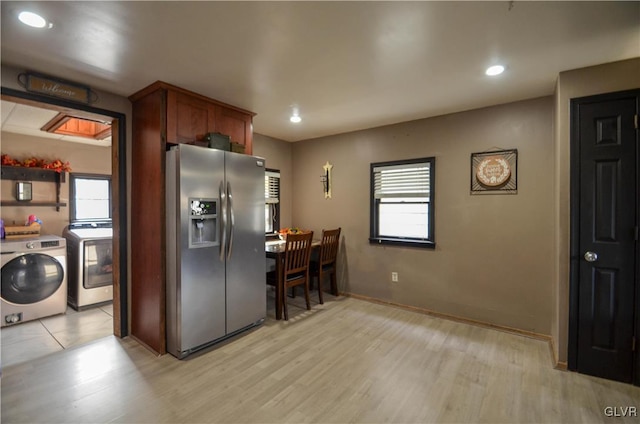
[
  {"xmin": 71, "ymin": 175, "xmax": 111, "ymax": 222},
  {"xmin": 265, "ymin": 171, "xmax": 280, "ymax": 204},
  {"xmin": 373, "ymin": 162, "xmax": 431, "ymax": 199}
]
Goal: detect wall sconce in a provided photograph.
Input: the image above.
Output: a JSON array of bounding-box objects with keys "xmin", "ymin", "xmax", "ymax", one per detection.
[{"xmin": 321, "ymin": 161, "xmax": 333, "ymax": 199}]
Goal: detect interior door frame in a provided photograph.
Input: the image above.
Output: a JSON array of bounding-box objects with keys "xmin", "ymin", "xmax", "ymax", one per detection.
[
  {"xmin": 568, "ymin": 88, "xmax": 639, "ymax": 385},
  {"xmin": 1, "ymin": 86, "xmax": 128, "ymax": 338}
]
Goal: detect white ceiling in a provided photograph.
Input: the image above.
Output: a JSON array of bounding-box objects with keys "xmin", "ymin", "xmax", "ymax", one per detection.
[{"xmin": 1, "ymin": 1, "xmax": 638, "ymax": 142}]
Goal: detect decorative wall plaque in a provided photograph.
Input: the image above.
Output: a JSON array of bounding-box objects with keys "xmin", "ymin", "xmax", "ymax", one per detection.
[
  {"xmin": 18, "ymin": 72, "xmax": 96, "ymax": 104},
  {"xmin": 471, "ymin": 149, "xmax": 517, "ymax": 194}
]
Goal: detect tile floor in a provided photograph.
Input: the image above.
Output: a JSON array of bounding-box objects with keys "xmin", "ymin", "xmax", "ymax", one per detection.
[{"xmin": 1, "ymin": 303, "xmax": 113, "ymax": 368}]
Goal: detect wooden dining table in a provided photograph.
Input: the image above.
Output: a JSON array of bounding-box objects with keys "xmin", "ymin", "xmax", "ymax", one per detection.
[{"xmin": 265, "ymin": 239, "xmax": 321, "ymax": 320}]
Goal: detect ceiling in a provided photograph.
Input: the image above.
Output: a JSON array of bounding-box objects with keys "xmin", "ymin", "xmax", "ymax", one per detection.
[
  {"xmin": 1, "ymin": 100, "xmax": 112, "ymax": 146},
  {"xmin": 1, "ymin": 1, "xmax": 638, "ymax": 142}
]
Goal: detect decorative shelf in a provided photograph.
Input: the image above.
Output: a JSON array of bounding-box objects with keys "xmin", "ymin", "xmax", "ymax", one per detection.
[
  {"xmin": 1, "ymin": 166, "xmax": 67, "ymax": 211},
  {"xmin": 1, "ymin": 166, "xmax": 66, "ymax": 183},
  {"xmin": 0, "ymin": 201, "xmax": 67, "ymax": 208}
]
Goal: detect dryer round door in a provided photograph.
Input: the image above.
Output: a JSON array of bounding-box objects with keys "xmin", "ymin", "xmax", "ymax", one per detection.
[{"xmin": 1, "ymin": 253, "xmax": 65, "ymax": 304}]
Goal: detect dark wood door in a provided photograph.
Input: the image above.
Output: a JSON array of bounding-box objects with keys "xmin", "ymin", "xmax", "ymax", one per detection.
[{"xmin": 571, "ymin": 90, "xmax": 638, "ymax": 384}]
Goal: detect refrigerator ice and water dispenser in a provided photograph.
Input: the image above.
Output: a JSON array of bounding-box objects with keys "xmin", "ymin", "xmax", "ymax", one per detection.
[{"xmin": 189, "ymin": 198, "xmax": 218, "ymax": 248}]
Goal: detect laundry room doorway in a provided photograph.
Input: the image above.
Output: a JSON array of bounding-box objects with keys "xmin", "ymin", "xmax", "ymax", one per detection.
[{"xmin": 1, "ymin": 86, "xmax": 128, "ymax": 344}]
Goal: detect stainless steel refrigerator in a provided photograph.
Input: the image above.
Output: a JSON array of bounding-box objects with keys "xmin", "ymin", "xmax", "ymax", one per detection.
[{"xmin": 166, "ymin": 143, "xmax": 266, "ymax": 358}]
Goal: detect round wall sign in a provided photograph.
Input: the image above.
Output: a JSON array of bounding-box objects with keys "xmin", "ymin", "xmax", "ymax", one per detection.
[{"xmin": 476, "ymin": 156, "xmax": 511, "ymax": 187}]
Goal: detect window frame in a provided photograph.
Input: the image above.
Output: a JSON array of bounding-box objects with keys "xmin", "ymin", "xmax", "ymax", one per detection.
[
  {"xmin": 69, "ymin": 173, "xmax": 112, "ymax": 223},
  {"xmin": 369, "ymin": 157, "xmax": 435, "ymax": 248}
]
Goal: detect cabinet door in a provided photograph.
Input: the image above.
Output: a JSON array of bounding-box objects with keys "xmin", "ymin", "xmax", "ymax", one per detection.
[
  {"xmin": 215, "ymin": 105, "xmax": 253, "ymax": 154},
  {"xmin": 166, "ymin": 91, "xmax": 210, "ymax": 144}
]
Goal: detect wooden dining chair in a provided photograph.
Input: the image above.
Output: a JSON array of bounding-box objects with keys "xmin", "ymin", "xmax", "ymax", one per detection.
[
  {"xmin": 310, "ymin": 227, "xmax": 341, "ymax": 304},
  {"xmin": 266, "ymin": 231, "xmax": 314, "ymax": 320}
]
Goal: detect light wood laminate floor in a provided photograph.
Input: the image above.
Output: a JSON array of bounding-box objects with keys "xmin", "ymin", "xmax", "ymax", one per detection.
[{"xmin": 2, "ymin": 295, "xmax": 639, "ymax": 423}]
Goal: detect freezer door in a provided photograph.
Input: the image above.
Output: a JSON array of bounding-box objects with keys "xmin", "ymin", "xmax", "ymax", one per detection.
[
  {"xmin": 224, "ymin": 152, "xmax": 266, "ymax": 333},
  {"xmin": 167, "ymin": 145, "xmax": 227, "ymax": 356}
]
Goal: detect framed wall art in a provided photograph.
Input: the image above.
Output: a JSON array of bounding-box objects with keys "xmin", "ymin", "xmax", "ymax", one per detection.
[{"xmin": 470, "ymin": 149, "xmax": 518, "ymax": 194}]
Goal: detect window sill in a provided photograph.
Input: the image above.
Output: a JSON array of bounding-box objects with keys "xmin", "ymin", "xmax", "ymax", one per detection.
[{"xmin": 369, "ymin": 237, "xmax": 435, "ymax": 249}]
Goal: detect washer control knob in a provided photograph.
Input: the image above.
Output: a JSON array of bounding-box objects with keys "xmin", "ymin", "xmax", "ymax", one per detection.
[{"xmin": 26, "ymin": 242, "xmax": 35, "ymax": 249}]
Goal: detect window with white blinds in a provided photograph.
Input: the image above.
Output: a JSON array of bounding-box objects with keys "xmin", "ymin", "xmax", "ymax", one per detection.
[
  {"xmin": 265, "ymin": 171, "xmax": 280, "ymax": 204},
  {"xmin": 265, "ymin": 170, "xmax": 280, "ymax": 233},
  {"xmin": 370, "ymin": 157, "xmax": 435, "ymax": 247}
]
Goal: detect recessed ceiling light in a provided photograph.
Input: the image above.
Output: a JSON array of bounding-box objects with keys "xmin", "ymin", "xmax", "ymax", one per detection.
[
  {"xmin": 485, "ymin": 65, "xmax": 505, "ymax": 76},
  {"xmin": 290, "ymin": 115, "xmax": 302, "ymax": 123},
  {"xmin": 18, "ymin": 11, "xmax": 50, "ymax": 29}
]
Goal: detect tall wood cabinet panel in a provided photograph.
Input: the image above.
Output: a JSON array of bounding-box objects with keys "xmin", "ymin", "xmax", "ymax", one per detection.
[
  {"xmin": 129, "ymin": 81, "xmax": 255, "ymax": 355},
  {"xmin": 130, "ymin": 88, "xmax": 167, "ymax": 354}
]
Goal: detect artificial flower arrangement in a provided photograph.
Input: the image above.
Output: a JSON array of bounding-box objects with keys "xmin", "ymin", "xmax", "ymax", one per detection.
[
  {"xmin": 1, "ymin": 153, "xmax": 71, "ymax": 173},
  {"xmin": 279, "ymin": 227, "xmax": 308, "ymax": 235},
  {"xmin": 278, "ymin": 227, "xmax": 310, "ymax": 239}
]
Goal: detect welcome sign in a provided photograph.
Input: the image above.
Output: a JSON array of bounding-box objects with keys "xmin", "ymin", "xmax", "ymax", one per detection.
[
  {"xmin": 470, "ymin": 149, "xmax": 518, "ymax": 194},
  {"xmin": 22, "ymin": 72, "xmax": 92, "ymax": 104}
]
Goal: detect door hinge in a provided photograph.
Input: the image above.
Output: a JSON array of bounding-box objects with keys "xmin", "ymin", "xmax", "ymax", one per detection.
[
  {"xmin": 635, "ymin": 226, "xmax": 639, "ymax": 241},
  {"xmin": 635, "ymin": 114, "xmax": 638, "ymax": 130},
  {"xmin": 633, "ymin": 336, "xmax": 637, "ymax": 352}
]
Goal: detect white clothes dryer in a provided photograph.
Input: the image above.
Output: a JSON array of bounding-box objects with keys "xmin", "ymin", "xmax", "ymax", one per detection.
[
  {"xmin": 62, "ymin": 222, "xmax": 113, "ymax": 310},
  {"xmin": 1, "ymin": 235, "xmax": 67, "ymax": 326}
]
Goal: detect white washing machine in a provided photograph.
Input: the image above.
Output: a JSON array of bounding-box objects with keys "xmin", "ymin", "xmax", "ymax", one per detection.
[{"xmin": 1, "ymin": 235, "xmax": 67, "ymax": 327}]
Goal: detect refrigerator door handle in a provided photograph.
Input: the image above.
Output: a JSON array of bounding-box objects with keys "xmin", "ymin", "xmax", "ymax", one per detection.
[
  {"xmin": 219, "ymin": 181, "xmax": 227, "ymax": 262},
  {"xmin": 227, "ymin": 181, "xmax": 235, "ymax": 260}
]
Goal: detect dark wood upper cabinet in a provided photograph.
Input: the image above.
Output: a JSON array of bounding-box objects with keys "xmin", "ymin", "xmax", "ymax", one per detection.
[
  {"xmin": 167, "ymin": 91, "xmax": 210, "ymax": 144},
  {"xmin": 215, "ymin": 105, "xmax": 253, "ymax": 153},
  {"xmin": 132, "ymin": 81, "xmax": 255, "ymax": 152},
  {"xmin": 128, "ymin": 81, "xmax": 255, "ymax": 355}
]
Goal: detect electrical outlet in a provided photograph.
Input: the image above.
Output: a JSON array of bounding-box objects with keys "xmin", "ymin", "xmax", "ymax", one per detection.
[{"xmin": 391, "ymin": 272, "xmax": 398, "ymax": 283}]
